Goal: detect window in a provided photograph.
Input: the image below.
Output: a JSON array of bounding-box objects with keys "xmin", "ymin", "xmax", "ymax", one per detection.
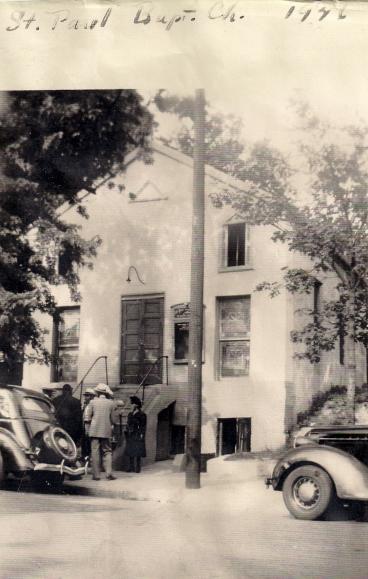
[
  {"xmin": 217, "ymin": 296, "xmax": 250, "ymax": 377},
  {"xmin": 53, "ymin": 307, "xmax": 80, "ymax": 382},
  {"xmin": 172, "ymin": 303, "xmax": 190, "ymax": 363},
  {"xmin": 222, "ymin": 218, "xmax": 250, "ymax": 269},
  {"xmin": 171, "ymin": 303, "xmax": 205, "ymax": 364},
  {"xmin": 58, "ymin": 247, "xmax": 71, "ymax": 277},
  {"xmin": 21, "ymin": 396, "xmax": 54, "ymax": 419},
  {"xmin": 217, "ymin": 418, "xmax": 251, "ymax": 455}
]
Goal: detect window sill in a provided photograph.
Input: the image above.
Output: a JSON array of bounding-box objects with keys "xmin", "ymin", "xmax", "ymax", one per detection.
[
  {"xmin": 218, "ymin": 265, "xmax": 253, "ymax": 273},
  {"xmin": 174, "ymin": 360, "xmax": 205, "ymax": 365}
]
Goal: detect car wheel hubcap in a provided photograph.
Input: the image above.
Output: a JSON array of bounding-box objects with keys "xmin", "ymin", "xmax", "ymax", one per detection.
[{"xmin": 293, "ymin": 476, "xmax": 320, "ymax": 509}]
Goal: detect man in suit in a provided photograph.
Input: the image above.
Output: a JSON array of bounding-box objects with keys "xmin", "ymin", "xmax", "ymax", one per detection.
[{"xmin": 85, "ymin": 383, "xmax": 116, "ymax": 481}]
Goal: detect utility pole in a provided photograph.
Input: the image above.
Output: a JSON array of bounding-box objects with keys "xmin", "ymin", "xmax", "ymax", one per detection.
[{"xmin": 186, "ymin": 89, "xmax": 206, "ymax": 489}]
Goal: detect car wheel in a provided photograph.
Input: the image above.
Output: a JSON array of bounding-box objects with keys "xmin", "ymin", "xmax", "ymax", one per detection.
[
  {"xmin": 282, "ymin": 465, "xmax": 334, "ymax": 520},
  {"xmin": 43, "ymin": 426, "xmax": 77, "ymax": 462}
]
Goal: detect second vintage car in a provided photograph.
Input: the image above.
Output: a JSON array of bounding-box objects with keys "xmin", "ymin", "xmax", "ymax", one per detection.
[{"xmin": 266, "ymin": 423, "xmax": 368, "ymax": 520}]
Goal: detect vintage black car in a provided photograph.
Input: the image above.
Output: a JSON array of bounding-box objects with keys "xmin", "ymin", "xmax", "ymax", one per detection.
[
  {"xmin": 266, "ymin": 424, "xmax": 368, "ymax": 520},
  {"xmin": 0, "ymin": 383, "xmax": 87, "ymax": 488}
]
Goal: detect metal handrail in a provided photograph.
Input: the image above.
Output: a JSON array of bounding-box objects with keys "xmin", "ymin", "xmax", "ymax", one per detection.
[
  {"xmin": 134, "ymin": 355, "xmax": 169, "ymax": 403},
  {"xmin": 75, "ymin": 355, "xmax": 109, "ymax": 401}
]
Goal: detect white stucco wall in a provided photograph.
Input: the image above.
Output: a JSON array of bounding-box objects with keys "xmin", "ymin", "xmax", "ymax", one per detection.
[{"xmin": 23, "ymin": 144, "xmax": 363, "ymax": 453}]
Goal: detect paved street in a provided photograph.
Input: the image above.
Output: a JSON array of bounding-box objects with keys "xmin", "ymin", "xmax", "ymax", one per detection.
[{"xmin": 1, "ymin": 476, "xmax": 368, "ymax": 579}]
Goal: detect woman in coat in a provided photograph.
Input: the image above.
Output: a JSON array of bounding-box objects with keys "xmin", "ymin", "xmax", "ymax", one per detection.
[{"xmin": 125, "ymin": 396, "xmax": 146, "ymax": 473}]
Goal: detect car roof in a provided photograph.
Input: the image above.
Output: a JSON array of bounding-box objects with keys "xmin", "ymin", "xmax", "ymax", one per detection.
[
  {"xmin": 0, "ymin": 383, "xmax": 52, "ymax": 403},
  {"xmin": 309, "ymin": 424, "xmax": 368, "ymax": 433}
]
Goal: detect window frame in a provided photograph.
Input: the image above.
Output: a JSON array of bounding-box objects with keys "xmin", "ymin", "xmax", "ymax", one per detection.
[
  {"xmin": 219, "ymin": 218, "xmax": 251, "ymax": 272},
  {"xmin": 51, "ymin": 306, "xmax": 80, "ymax": 383},
  {"xmin": 216, "ymin": 296, "xmax": 251, "ymax": 379},
  {"xmin": 171, "ymin": 303, "xmax": 205, "ymax": 365}
]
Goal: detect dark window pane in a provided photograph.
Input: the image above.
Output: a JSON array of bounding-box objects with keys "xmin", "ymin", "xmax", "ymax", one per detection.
[
  {"xmin": 175, "ymin": 322, "xmax": 189, "ymax": 360},
  {"xmin": 58, "ymin": 247, "xmax": 72, "ymax": 277},
  {"xmin": 227, "ymin": 223, "xmax": 245, "ymax": 267}
]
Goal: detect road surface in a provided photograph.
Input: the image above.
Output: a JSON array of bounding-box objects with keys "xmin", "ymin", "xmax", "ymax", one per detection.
[{"xmin": 0, "ymin": 478, "xmax": 367, "ymax": 578}]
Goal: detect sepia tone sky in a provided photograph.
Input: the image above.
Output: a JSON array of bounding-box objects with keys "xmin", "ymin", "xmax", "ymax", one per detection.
[{"xmin": 0, "ymin": 1, "xmax": 367, "ymax": 154}]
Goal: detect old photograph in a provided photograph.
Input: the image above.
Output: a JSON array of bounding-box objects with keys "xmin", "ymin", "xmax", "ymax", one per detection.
[{"xmin": 0, "ymin": 1, "xmax": 368, "ymax": 578}]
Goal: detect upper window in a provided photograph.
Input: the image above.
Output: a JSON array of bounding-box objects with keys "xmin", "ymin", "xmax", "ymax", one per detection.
[
  {"xmin": 52, "ymin": 307, "xmax": 80, "ymax": 382},
  {"xmin": 217, "ymin": 296, "xmax": 251, "ymax": 377},
  {"xmin": 222, "ymin": 218, "xmax": 250, "ymax": 269}
]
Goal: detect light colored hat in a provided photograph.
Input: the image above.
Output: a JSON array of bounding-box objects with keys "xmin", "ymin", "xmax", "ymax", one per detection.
[
  {"xmin": 94, "ymin": 383, "xmax": 110, "ymax": 395},
  {"xmin": 84, "ymin": 388, "xmax": 95, "ymax": 396}
]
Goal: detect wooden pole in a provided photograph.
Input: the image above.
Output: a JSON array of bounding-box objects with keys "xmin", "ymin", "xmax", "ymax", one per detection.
[{"xmin": 185, "ymin": 89, "xmax": 206, "ymax": 489}]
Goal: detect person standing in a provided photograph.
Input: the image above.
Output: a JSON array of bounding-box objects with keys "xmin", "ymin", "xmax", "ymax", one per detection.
[
  {"xmin": 81, "ymin": 388, "xmax": 95, "ymax": 459},
  {"xmin": 125, "ymin": 396, "xmax": 147, "ymax": 473},
  {"xmin": 85, "ymin": 383, "xmax": 116, "ymax": 481},
  {"xmin": 53, "ymin": 383, "xmax": 83, "ymax": 444}
]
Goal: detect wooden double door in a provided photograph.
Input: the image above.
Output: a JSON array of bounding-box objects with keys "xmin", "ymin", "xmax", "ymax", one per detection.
[{"xmin": 121, "ymin": 296, "xmax": 164, "ymax": 384}]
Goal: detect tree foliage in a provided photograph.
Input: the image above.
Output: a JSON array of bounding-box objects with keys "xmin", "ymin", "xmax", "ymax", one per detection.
[
  {"xmin": 0, "ymin": 90, "xmax": 153, "ymax": 370},
  {"xmin": 156, "ymin": 93, "xmax": 368, "ymax": 414}
]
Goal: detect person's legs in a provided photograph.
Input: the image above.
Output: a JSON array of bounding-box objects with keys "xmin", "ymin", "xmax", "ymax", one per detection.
[
  {"xmin": 135, "ymin": 457, "xmax": 141, "ymax": 473},
  {"xmin": 128, "ymin": 457, "xmax": 134, "ymax": 472},
  {"xmin": 90, "ymin": 438, "xmax": 101, "ymax": 479},
  {"xmin": 100, "ymin": 438, "xmax": 113, "ymax": 478}
]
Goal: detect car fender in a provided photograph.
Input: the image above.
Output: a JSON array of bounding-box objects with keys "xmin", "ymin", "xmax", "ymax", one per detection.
[
  {"xmin": 0, "ymin": 427, "xmax": 33, "ymax": 471},
  {"xmin": 272, "ymin": 445, "xmax": 368, "ymax": 501}
]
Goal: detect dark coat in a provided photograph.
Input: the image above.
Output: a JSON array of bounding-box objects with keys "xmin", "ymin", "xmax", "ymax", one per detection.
[
  {"xmin": 54, "ymin": 394, "xmax": 83, "ymax": 443},
  {"xmin": 125, "ymin": 409, "xmax": 147, "ymax": 458}
]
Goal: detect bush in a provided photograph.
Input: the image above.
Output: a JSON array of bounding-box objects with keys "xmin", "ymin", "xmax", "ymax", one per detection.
[{"xmin": 296, "ymin": 384, "xmax": 368, "ymax": 427}]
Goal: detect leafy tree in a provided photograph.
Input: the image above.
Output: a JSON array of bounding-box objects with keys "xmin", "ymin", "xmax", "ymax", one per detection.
[
  {"xmin": 156, "ymin": 92, "xmax": 368, "ymax": 421},
  {"xmin": 213, "ymin": 104, "xmax": 368, "ymax": 422},
  {"xmin": 0, "ymin": 90, "xmax": 153, "ymax": 379}
]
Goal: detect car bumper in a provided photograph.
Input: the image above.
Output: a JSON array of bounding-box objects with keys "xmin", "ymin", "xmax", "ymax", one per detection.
[
  {"xmin": 33, "ymin": 460, "xmax": 89, "ymax": 477},
  {"xmin": 265, "ymin": 476, "xmax": 276, "ymax": 488}
]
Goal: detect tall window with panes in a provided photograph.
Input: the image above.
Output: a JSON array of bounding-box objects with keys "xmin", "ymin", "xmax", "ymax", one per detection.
[
  {"xmin": 222, "ymin": 217, "xmax": 250, "ymax": 270},
  {"xmin": 217, "ymin": 296, "xmax": 251, "ymax": 377},
  {"xmin": 52, "ymin": 307, "xmax": 80, "ymax": 382}
]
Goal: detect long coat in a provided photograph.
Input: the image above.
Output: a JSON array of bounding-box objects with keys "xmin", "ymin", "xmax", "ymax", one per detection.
[
  {"xmin": 125, "ymin": 409, "xmax": 147, "ymax": 458},
  {"xmin": 85, "ymin": 395, "xmax": 114, "ymax": 439},
  {"xmin": 54, "ymin": 393, "xmax": 83, "ymax": 443}
]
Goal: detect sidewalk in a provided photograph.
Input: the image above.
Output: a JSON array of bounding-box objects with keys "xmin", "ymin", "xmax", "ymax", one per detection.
[{"xmin": 64, "ymin": 454, "xmax": 278, "ymax": 503}]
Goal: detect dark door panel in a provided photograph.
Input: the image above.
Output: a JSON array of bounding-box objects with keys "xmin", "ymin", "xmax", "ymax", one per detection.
[{"xmin": 121, "ymin": 296, "xmax": 164, "ymax": 384}]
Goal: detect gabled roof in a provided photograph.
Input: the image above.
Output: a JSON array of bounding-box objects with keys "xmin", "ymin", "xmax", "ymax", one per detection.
[
  {"xmin": 152, "ymin": 140, "xmax": 249, "ymax": 193},
  {"xmin": 59, "ymin": 139, "xmax": 249, "ymax": 217}
]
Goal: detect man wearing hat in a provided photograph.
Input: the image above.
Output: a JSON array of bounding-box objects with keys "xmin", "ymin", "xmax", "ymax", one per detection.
[
  {"xmin": 125, "ymin": 396, "xmax": 147, "ymax": 473},
  {"xmin": 85, "ymin": 383, "xmax": 116, "ymax": 480}
]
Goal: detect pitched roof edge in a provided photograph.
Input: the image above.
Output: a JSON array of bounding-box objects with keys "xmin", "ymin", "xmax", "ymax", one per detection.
[{"xmin": 152, "ymin": 140, "xmax": 249, "ymax": 193}]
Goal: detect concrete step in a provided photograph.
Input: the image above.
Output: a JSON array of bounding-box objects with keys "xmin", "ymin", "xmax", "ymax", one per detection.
[{"xmin": 207, "ymin": 455, "xmax": 278, "ymax": 481}]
